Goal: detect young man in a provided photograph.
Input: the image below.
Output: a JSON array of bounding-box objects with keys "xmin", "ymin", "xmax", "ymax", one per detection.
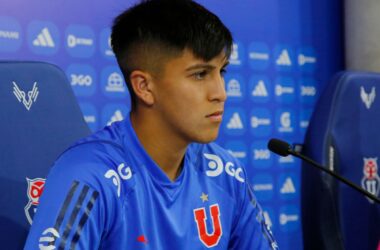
[{"xmin": 25, "ymin": 0, "xmax": 278, "ymax": 249}]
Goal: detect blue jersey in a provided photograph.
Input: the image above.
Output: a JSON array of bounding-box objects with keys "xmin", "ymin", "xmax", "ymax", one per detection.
[{"xmin": 24, "ymin": 116, "xmax": 278, "ymax": 250}]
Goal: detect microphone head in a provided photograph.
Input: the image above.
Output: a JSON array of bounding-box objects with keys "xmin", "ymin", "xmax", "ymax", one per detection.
[{"xmin": 267, "ymin": 138, "xmax": 291, "ymax": 157}]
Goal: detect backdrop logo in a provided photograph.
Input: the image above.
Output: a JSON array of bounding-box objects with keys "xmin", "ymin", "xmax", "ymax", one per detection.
[
  {"xmin": 66, "ymin": 64, "xmax": 96, "ymax": 97},
  {"xmin": 274, "ymin": 45, "xmax": 294, "ymax": 71},
  {"xmin": 276, "ymin": 109, "xmax": 296, "ymax": 135},
  {"xmin": 275, "ymin": 77, "xmax": 295, "ymax": 103},
  {"xmin": 25, "ymin": 177, "xmax": 46, "ymax": 225},
  {"xmin": 299, "ymin": 109, "xmax": 312, "ymax": 136},
  {"xmin": 101, "ymin": 66, "xmax": 129, "ymax": 100},
  {"xmin": 65, "ymin": 25, "xmax": 95, "ymax": 58},
  {"xmin": 0, "ymin": 16, "xmax": 22, "ymax": 52},
  {"xmin": 248, "ymin": 42, "xmax": 270, "ymax": 70},
  {"xmin": 251, "ymin": 140, "xmax": 273, "ymax": 168},
  {"xmin": 250, "ymin": 75, "xmax": 271, "ymax": 103},
  {"xmin": 278, "ymin": 173, "xmax": 299, "ymax": 200},
  {"xmin": 225, "ymin": 73, "xmax": 245, "ymax": 102},
  {"xmin": 279, "ymin": 205, "xmax": 300, "ymax": 232},
  {"xmin": 223, "ymin": 108, "xmax": 246, "ymax": 136},
  {"xmin": 298, "ymin": 47, "xmax": 317, "ymax": 72},
  {"xmin": 100, "ymin": 28, "xmax": 115, "ymax": 59},
  {"xmin": 28, "ymin": 21, "xmax": 60, "ymax": 55},
  {"xmin": 79, "ymin": 102, "xmax": 98, "ymax": 132},
  {"xmin": 300, "ymin": 78, "xmax": 317, "ymax": 104},
  {"xmin": 224, "ymin": 141, "xmax": 248, "ymax": 165},
  {"xmin": 101, "ymin": 103, "xmax": 129, "ymax": 127},
  {"xmin": 229, "ymin": 42, "xmax": 244, "ymax": 67},
  {"xmin": 13, "ymin": 81, "xmax": 39, "ymax": 111},
  {"xmin": 251, "ymin": 174, "xmax": 274, "ymax": 201},
  {"xmin": 361, "ymin": 157, "xmax": 380, "ymax": 203},
  {"xmin": 250, "ymin": 108, "xmax": 272, "ymax": 137}
]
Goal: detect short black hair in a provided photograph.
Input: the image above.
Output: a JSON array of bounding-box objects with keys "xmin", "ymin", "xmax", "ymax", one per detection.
[{"xmin": 111, "ymin": 0, "xmax": 233, "ymax": 108}]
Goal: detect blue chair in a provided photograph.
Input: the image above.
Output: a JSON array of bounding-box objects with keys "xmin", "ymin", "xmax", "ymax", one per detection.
[
  {"xmin": 301, "ymin": 71, "xmax": 380, "ymax": 250},
  {"xmin": 0, "ymin": 61, "xmax": 91, "ymax": 249}
]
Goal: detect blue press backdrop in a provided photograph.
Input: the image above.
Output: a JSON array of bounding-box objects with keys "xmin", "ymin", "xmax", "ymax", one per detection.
[{"xmin": 0, "ymin": 0, "xmax": 344, "ymax": 248}]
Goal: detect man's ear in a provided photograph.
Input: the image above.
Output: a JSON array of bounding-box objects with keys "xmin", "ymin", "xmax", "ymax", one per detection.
[{"xmin": 129, "ymin": 70, "xmax": 155, "ymax": 106}]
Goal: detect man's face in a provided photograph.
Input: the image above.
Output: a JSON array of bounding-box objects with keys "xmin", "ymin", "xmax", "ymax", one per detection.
[{"xmin": 151, "ymin": 49, "xmax": 229, "ymax": 144}]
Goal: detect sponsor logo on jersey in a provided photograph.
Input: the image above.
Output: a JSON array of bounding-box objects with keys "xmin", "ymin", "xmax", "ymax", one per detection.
[
  {"xmin": 361, "ymin": 157, "xmax": 380, "ymax": 203},
  {"xmin": 193, "ymin": 204, "xmax": 223, "ymax": 248},
  {"xmin": 13, "ymin": 81, "xmax": 39, "ymax": 111},
  {"xmin": 104, "ymin": 163, "xmax": 133, "ymax": 197},
  {"xmin": 360, "ymin": 86, "xmax": 376, "ymax": 109},
  {"xmin": 39, "ymin": 227, "xmax": 60, "ymax": 249},
  {"xmin": 25, "ymin": 177, "xmax": 45, "ymax": 225},
  {"xmin": 203, "ymin": 153, "xmax": 244, "ymax": 182},
  {"xmin": 137, "ymin": 235, "xmax": 148, "ymax": 244}
]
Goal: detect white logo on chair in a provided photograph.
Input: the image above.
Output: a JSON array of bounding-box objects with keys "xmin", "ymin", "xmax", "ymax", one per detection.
[
  {"xmin": 360, "ymin": 86, "xmax": 376, "ymax": 109},
  {"xmin": 361, "ymin": 157, "xmax": 380, "ymax": 203},
  {"xmin": 13, "ymin": 81, "xmax": 39, "ymax": 111}
]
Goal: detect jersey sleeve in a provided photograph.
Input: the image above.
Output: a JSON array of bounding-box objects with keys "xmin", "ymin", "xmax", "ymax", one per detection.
[
  {"xmin": 24, "ymin": 144, "xmax": 123, "ymax": 250},
  {"xmin": 228, "ymin": 168, "xmax": 279, "ymax": 250}
]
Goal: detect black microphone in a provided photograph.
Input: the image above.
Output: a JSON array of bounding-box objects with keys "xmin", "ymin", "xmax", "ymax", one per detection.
[{"xmin": 267, "ymin": 138, "xmax": 380, "ymax": 204}]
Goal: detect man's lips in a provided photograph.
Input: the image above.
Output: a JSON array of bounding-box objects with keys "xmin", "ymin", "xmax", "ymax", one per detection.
[{"xmin": 206, "ymin": 111, "xmax": 224, "ymax": 122}]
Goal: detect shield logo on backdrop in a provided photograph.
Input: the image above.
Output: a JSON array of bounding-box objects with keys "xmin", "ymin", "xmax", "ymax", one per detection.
[{"xmin": 24, "ymin": 177, "xmax": 46, "ymax": 225}]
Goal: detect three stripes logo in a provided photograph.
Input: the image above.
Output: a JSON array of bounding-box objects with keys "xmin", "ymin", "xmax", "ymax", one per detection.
[
  {"xmin": 227, "ymin": 112, "xmax": 243, "ymax": 129},
  {"xmin": 276, "ymin": 49, "xmax": 292, "ymax": 66},
  {"xmin": 39, "ymin": 181, "xmax": 99, "ymax": 249},
  {"xmin": 280, "ymin": 177, "xmax": 296, "ymax": 194},
  {"xmin": 252, "ymin": 80, "xmax": 268, "ymax": 97},
  {"xmin": 33, "ymin": 27, "xmax": 55, "ymax": 47}
]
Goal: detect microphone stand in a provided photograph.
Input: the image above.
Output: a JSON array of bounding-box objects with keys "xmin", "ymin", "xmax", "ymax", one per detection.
[{"xmin": 289, "ymin": 149, "xmax": 380, "ymax": 204}]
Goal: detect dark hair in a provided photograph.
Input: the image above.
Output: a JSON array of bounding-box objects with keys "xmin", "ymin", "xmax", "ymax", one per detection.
[{"xmin": 111, "ymin": 0, "xmax": 233, "ymax": 108}]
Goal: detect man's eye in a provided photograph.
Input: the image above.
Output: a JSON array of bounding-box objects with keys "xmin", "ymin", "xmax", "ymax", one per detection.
[
  {"xmin": 193, "ymin": 70, "xmax": 208, "ymax": 80},
  {"xmin": 220, "ymin": 68, "xmax": 227, "ymax": 76}
]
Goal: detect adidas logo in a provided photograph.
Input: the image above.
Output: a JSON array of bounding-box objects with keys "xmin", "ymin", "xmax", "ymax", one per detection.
[
  {"xmin": 252, "ymin": 80, "xmax": 268, "ymax": 97},
  {"xmin": 227, "ymin": 112, "xmax": 243, "ymax": 129},
  {"xmin": 107, "ymin": 110, "xmax": 123, "ymax": 126},
  {"xmin": 280, "ymin": 177, "xmax": 296, "ymax": 194},
  {"xmin": 276, "ymin": 49, "xmax": 292, "ymax": 66},
  {"xmin": 33, "ymin": 28, "xmax": 55, "ymax": 47}
]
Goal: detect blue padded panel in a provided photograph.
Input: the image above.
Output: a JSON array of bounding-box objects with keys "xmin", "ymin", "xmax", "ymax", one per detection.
[
  {"xmin": 302, "ymin": 71, "xmax": 380, "ymax": 250},
  {"xmin": 0, "ymin": 61, "xmax": 91, "ymax": 249}
]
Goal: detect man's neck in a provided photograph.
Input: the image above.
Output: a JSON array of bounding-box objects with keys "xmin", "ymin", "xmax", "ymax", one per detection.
[{"xmin": 130, "ymin": 111, "xmax": 188, "ymax": 181}]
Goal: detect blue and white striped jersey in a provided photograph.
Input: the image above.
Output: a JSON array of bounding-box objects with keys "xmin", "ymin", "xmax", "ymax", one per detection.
[{"xmin": 24, "ymin": 115, "xmax": 278, "ymax": 250}]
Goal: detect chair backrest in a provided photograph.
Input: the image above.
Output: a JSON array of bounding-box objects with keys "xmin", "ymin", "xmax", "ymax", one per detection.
[
  {"xmin": 301, "ymin": 71, "xmax": 380, "ymax": 250},
  {"xmin": 0, "ymin": 61, "xmax": 91, "ymax": 249}
]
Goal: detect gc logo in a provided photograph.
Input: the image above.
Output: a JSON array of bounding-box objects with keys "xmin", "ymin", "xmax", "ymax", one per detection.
[
  {"xmin": 104, "ymin": 163, "xmax": 132, "ymax": 197},
  {"xmin": 204, "ymin": 153, "xmax": 244, "ymax": 183}
]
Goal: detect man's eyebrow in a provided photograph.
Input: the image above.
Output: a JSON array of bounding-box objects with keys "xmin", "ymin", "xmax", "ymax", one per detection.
[
  {"xmin": 185, "ymin": 61, "xmax": 230, "ymax": 72},
  {"xmin": 185, "ymin": 64, "xmax": 215, "ymax": 72}
]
